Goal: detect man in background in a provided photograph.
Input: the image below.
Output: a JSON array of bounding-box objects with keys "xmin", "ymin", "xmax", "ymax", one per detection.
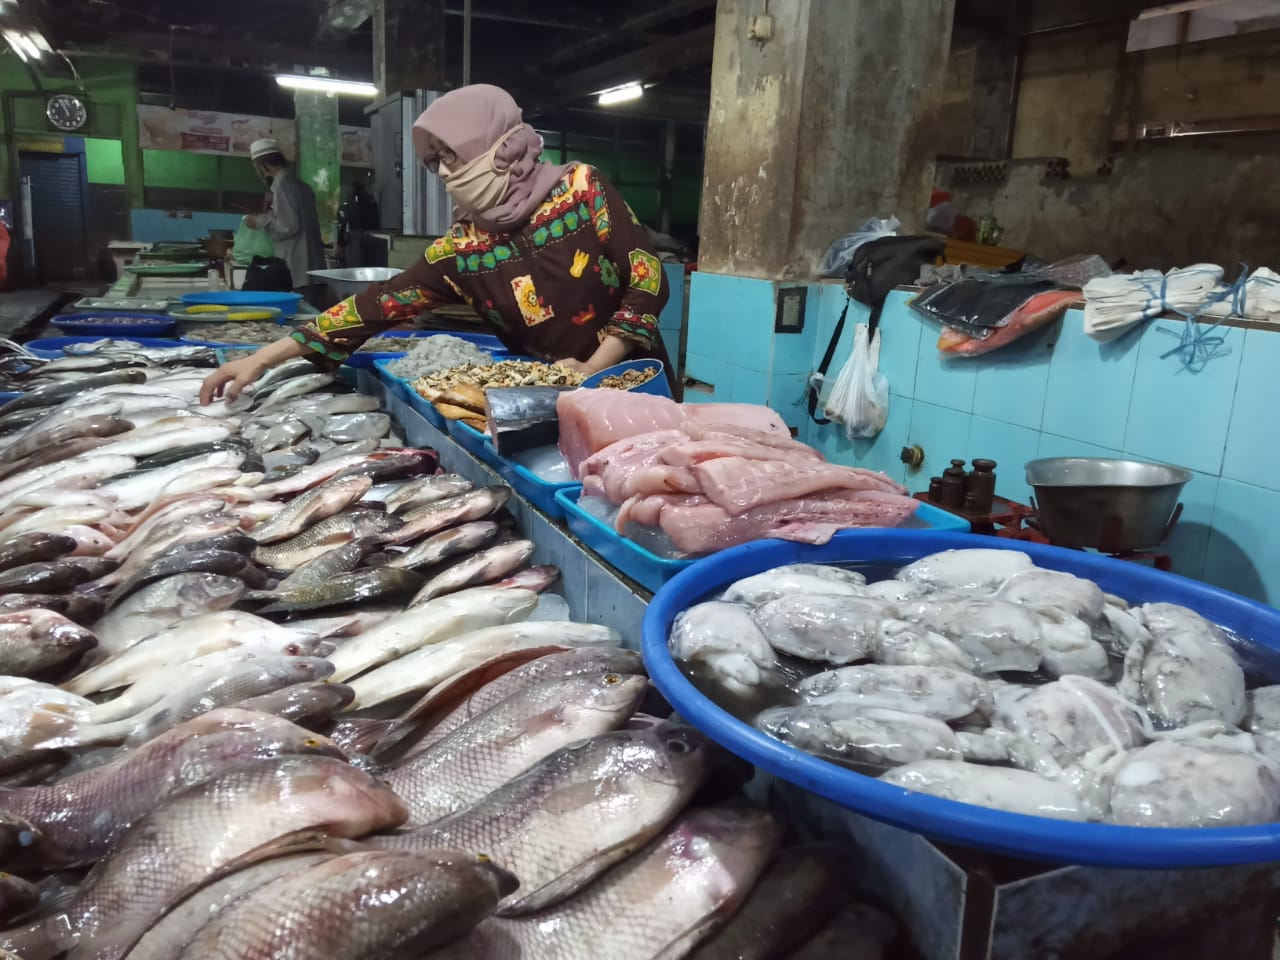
[{"xmin": 246, "ymin": 138, "xmax": 326, "ymax": 300}]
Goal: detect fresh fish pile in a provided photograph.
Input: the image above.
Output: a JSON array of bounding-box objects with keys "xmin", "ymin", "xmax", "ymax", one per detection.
[
  {"xmin": 674, "ymin": 548, "xmax": 1280, "ymax": 829},
  {"xmin": 0, "ymin": 342, "xmax": 895, "ymax": 960}
]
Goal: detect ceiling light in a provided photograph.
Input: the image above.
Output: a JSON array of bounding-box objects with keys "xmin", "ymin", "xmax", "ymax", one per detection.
[
  {"xmin": 275, "ymin": 74, "xmax": 378, "ymax": 96},
  {"xmin": 3, "ymin": 29, "xmax": 28, "ymax": 61},
  {"xmin": 597, "ymin": 82, "xmax": 644, "ymax": 106},
  {"xmin": 14, "ymin": 31, "xmax": 39, "ymax": 59}
]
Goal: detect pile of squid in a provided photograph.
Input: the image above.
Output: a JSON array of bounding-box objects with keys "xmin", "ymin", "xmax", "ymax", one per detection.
[{"xmin": 0, "ymin": 342, "xmax": 898, "ymax": 960}]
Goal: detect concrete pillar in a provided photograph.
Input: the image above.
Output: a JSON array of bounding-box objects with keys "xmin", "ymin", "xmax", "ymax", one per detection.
[
  {"xmin": 294, "ymin": 91, "xmax": 342, "ymax": 244},
  {"xmin": 967, "ymin": 34, "xmax": 1019, "ymax": 160},
  {"xmin": 699, "ymin": 0, "xmax": 955, "ymax": 280},
  {"xmin": 373, "ymin": 0, "xmax": 446, "ymax": 95}
]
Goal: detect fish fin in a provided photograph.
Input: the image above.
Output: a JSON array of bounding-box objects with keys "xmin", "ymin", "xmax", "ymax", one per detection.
[{"xmin": 328, "ymin": 718, "xmax": 403, "ymax": 756}]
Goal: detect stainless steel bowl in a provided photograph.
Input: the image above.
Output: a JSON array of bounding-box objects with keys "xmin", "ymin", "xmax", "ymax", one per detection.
[
  {"xmin": 1024, "ymin": 457, "xmax": 1191, "ymax": 552},
  {"xmin": 307, "ymin": 267, "xmax": 402, "ymax": 300}
]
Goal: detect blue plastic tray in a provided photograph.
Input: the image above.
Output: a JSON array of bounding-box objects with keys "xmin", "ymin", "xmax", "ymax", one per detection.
[
  {"xmin": 642, "ymin": 529, "xmax": 1280, "ymax": 868},
  {"xmin": 486, "ymin": 442, "xmax": 575, "ymax": 518},
  {"xmin": 24, "ymin": 336, "xmax": 188, "ymax": 358},
  {"xmin": 181, "ymin": 291, "xmax": 303, "ymax": 314},
  {"xmin": 51, "ymin": 313, "xmax": 176, "ymax": 338},
  {"xmin": 582, "ymin": 359, "xmax": 672, "ymax": 398},
  {"xmin": 344, "ymin": 330, "xmax": 509, "ymax": 370},
  {"xmin": 373, "ymin": 359, "xmax": 414, "ymax": 404},
  {"xmin": 446, "ymin": 419, "xmax": 503, "ymax": 468},
  {"xmin": 557, "ymin": 486, "xmax": 969, "ymax": 593}
]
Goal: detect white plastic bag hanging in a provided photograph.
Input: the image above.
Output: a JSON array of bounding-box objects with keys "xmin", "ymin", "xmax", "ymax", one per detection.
[{"xmin": 822, "ymin": 322, "xmax": 888, "ymax": 439}]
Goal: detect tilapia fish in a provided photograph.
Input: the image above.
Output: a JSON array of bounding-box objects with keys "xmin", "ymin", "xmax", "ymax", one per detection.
[
  {"xmin": 384, "ymin": 485, "xmax": 512, "ymax": 545},
  {"xmin": 249, "ymin": 475, "xmax": 372, "ymax": 545},
  {"xmin": 384, "ymin": 474, "xmax": 474, "ymax": 514},
  {"xmin": 91, "ymin": 573, "xmax": 247, "ymax": 656},
  {"xmin": 383, "ymin": 520, "xmax": 500, "ymax": 571},
  {"xmin": 171, "ymin": 850, "xmax": 513, "ymax": 960},
  {"xmin": 0, "ymin": 610, "xmax": 95, "ymax": 676},
  {"xmin": 0, "ymin": 533, "xmax": 77, "ymax": 573},
  {"xmin": 428, "ymin": 807, "xmax": 779, "ymax": 960},
  {"xmin": 233, "ymin": 682, "xmax": 355, "ymax": 729},
  {"xmin": 411, "ymin": 539, "xmax": 535, "ymax": 604},
  {"xmin": 255, "ymin": 567, "xmax": 422, "ymax": 615},
  {"xmin": 373, "ymin": 722, "xmax": 712, "ymax": 914},
  {"xmin": 386, "ymin": 670, "xmax": 647, "ymax": 826},
  {"xmin": 251, "ymin": 510, "xmax": 397, "ymax": 572},
  {"xmin": 0, "ymin": 709, "xmax": 342, "ymax": 867},
  {"xmin": 0, "ymin": 756, "xmax": 407, "ymax": 960}
]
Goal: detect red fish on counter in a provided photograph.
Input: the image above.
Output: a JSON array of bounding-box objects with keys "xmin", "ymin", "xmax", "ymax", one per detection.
[{"xmin": 937, "ymin": 289, "xmax": 1081, "ymax": 356}]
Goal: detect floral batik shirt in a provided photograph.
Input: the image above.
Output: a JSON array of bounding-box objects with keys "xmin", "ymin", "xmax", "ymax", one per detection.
[{"xmin": 293, "ymin": 164, "xmax": 672, "ymax": 371}]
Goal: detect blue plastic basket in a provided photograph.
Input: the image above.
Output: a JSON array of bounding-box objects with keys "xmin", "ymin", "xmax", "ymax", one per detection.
[
  {"xmin": 642, "ymin": 529, "xmax": 1280, "ymax": 868},
  {"xmin": 372, "ymin": 359, "xmax": 414, "ymax": 404},
  {"xmin": 582, "ymin": 359, "xmax": 672, "ymax": 398},
  {"xmin": 181, "ymin": 291, "xmax": 304, "ymax": 314},
  {"xmin": 485, "ymin": 442, "xmax": 575, "ymax": 518},
  {"xmin": 51, "ymin": 313, "xmax": 176, "ymax": 338},
  {"xmin": 446, "ymin": 418, "xmax": 503, "ymax": 468},
  {"xmin": 557, "ymin": 486, "xmax": 968, "ymax": 593}
]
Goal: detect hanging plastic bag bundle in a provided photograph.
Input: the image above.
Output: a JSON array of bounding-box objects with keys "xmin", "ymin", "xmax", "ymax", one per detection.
[
  {"xmin": 821, "ymin": 322, "xmax": 888, "ymax": 438},
  {"xmin": 1082, "ymin": 263, "xmax": 1222, "ymax": 342},
  {"xmin": 232, "ymin": 216, "xmax": 275, "ymax": 265}
]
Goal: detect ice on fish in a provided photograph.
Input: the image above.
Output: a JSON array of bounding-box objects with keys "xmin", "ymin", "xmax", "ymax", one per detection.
[{"xmin": 756, "ymin": 703, "xmax": 964, "ymax": 768}]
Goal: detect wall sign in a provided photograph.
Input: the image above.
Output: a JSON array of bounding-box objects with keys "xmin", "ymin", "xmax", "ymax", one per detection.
[{"xmin": 137, "ymin": 106, "xmax": 373, "ymax": 169}]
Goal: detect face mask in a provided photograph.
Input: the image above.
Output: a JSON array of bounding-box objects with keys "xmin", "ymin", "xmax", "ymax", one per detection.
[{"xmin": 438, "ymin": 127, "xmax": 518, "ymax": 215}]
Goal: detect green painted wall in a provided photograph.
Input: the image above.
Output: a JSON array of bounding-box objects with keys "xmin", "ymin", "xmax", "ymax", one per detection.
[
  {"xmin": 0, "ymin": 55, "xmax": 142, "ymax": 205},
  {"xmin": 294, "ymin": 91, "xmax": 341, "ymax": 243}
]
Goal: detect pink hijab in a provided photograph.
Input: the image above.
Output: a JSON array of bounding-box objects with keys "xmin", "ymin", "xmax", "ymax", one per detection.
[{"xmin": 412, "ymin": 84, "xmax": 572, "ymax": 234}]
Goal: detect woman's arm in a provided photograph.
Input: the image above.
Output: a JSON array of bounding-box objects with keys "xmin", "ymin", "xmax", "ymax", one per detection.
[
  {"xmin": 575, "ymin": 170, "xmax": 669, "ymax": 373},
  {"xmin": 199, "ymin": 335, "xmax": 311, "ymax": 405},
  {"xmin": 291, "ymin": 234, "xmax": 464, "ymax": 367}
]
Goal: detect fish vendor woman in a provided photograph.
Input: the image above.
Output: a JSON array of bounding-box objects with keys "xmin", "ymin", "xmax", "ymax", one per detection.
[{"xmin": 201, "ymin": 84, "xmax": 673, "ymax": 405}]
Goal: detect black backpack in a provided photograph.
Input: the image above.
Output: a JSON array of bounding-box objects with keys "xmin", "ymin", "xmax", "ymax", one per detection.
[
  {"xmin": 242, "ymin": 255, "xmax": 294, "ymax": 293},
  {"xmin": 807, "ymin": 235, "xmax": 945, "ymax": 425}
]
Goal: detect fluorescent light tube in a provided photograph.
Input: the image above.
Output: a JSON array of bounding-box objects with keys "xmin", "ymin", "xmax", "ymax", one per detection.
[
  {"xmin": 275, "ymin": 74, "xmax": 378, "ymax": 96},
  {"xmin": 597, "ymin": 82, "xmax": 644, "ymax": 106}
]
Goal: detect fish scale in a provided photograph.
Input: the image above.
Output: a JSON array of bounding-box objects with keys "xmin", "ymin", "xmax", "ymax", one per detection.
[
  {"xmin": 251, "ymin": 511, "xmax": 398, "ymax": 571},
  {"xmin": 385, "ymin": 671, "xmax": 647, "ymax": 826}
]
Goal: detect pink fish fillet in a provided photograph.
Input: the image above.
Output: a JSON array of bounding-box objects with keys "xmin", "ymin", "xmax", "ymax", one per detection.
[
  {"xmin": 659, "ymin": 439, "xmax": 816, "ymax": 468},
  {"xmin": 656, "ymin": 493, "xmax": 919, "ymax": 555},
  {"xmin": 680, "ymin": 420, "xmax": 819, "ymax": 459},
  {"xmin": 580, "ymin": 430, "xmax": 690, "ymax": 503},
  {"xmin": 557, "ymin": 390, "xmax": 792, "ymax": 478},
  {"xmin": 616, "ymin": 493, "xmax": 708, "ymax": 531},
  {"xmin": 692, "ymin": 457, "xmax": 908, "ymax": 516}
]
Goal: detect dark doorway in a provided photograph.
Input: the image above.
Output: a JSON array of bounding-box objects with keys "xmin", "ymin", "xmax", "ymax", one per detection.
[{"xmin": 18, "ymin": 150, "xmax": 89, "ymax": 283}]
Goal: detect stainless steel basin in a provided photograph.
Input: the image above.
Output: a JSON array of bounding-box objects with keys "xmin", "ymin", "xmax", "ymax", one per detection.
[
  {"xmin": 307, "ymin": 267, "xmax": 403, "ymax": 300},
  {"xmin": 1024, "ymin": 457, "xmax": 1191, "ymax": 552}
]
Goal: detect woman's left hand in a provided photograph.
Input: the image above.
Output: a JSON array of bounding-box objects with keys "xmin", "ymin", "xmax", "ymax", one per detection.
[{"xmin": 556, "ymin": 358, "xmax": 593, "ymax": 375}]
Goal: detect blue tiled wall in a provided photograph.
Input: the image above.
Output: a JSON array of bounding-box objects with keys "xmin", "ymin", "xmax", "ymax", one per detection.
[
  {"xmin": 130, "ymin": 209, "xmax": 245, "ymax": 243},
  {"xmin": 685, "ymin": 272, "xmax": 1280, "ymax": 605}
]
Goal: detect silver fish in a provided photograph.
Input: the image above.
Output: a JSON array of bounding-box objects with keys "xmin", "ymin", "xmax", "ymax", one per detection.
[
  {"xmin": 0, "ymin": 709, "xmax": 342, "ymax": 867},
  {"xmin": 410, "ymin": 540, "xmax": 535, "ymax": 604},
  {"xmin": 385, "ymin": 520, "xmax": 500, "ymax": 571},
  {"xmin": 0, "ymin": 610, "xmax": 95, "ymax": 677},
  {"xmin": 385, "ymin": 670, "xmax": 647, "ymax": 826},
  {"xmin": 250, "ymin": 475, "xmax": 373, "ymax": 545},
  {"xmin": 91, "ymin": 574, "xmax": 246, "ymax": 656},
  {"xmin": 384, "ymin": 474, "xmax": 474, "ymax": 514},
  {"xmin": 233, "ymin": 682, "xmax": 355, "ymax": 728},
  {"xmin": 172, "ymin": 850, "xmax": 514, "ymax": 960},
  {"xmin": 384, "ymin": 486, "xmax": 512, "ymax": 545},
  {"xmin": 429, "ymin": 807, "xmax": 779, "ymax": 960},
  {"xmin": 251, "ymin": 373, "xmax": 336, "ymax": 413},
  {"xmin": 267, "ymin": 538, "xmax": 381, "ymax": 593},
  {"xmin": 321, "ymin": 412, "xmax": 391, "ymax": 443},
  {"xmin": 4, "ymin": 756, "xmax": 407, "ymax": 960},
  {"xmin": 372, "ymin": 723, "xmax": 713, "ymax": 914},
  {"xmin": 252, "ymin": 511, "xmax": 397, "ymax": 571},
  {"xmin": 255, "ymin": 568, "xmax": 422, "ymax": 615}
]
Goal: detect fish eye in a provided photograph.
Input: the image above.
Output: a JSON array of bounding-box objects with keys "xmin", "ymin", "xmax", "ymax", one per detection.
[
  {"xmin": 665, "ymin": 738, "xmax": 690, "ymax": 755},
  {"xmin": 603, "ymin": 673, "xmax": 621, "ymax": 685},
  {"xmin": 304, "ymin": 738, "xmax": 321, "ymax": 747}
]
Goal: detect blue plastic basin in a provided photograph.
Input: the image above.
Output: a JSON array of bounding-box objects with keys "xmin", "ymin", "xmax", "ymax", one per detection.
[
  {"xmin": 24, "ymin": 336, "xmax": 188, "ymax": 358},
  {"xmin": 559, "ymin": 487, "xmax": 969, "ymax": 594},
  {"xmin": 486, "ymin": 442, "xmax": 575, "ymax": 518},
  {"xmin": 51, "ymin": 313, "xmax": 176, "ymax": 338},
  {"xmin": 447, "ymin": 419, "xmax": 503, "ymax": 468},
  {"xmin": 642, "ymin": 529, "xmax": 1280, "ymax": 868},
  {"xmin": 181, "ymin": 291, "xmax": 304, "ymax": 314},
  {"xmin": 582, "ymin": 359, "xmax": 673, "ymax": 398}
]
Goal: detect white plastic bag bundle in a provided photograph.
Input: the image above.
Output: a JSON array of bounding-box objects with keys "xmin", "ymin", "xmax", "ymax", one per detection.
[
  {"xmin": 1083, "ymin": 264, "xmax": 1223, "ymax": 342},
  {"xmin": 822, "ymin": 323, "xmax": 888, "ymax": 439}
]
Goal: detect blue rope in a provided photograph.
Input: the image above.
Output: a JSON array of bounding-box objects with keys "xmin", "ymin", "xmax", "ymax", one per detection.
[{"xmin": 1152, "ymin": 265, "xmax": 1245, "ymax": 373}]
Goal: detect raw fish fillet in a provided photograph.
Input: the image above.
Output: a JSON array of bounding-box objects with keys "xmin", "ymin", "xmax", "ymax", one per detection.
[
  {"xmin": 937, "ymin": 289, "xmax": 1079, "ymax": 356},
  {"xmin": 692, "ymin": 457, "xmax": 907, "ymax": 515},
  {"xmin": 681, "ymin": 421, "xmax": 822, "ymax": 460},
  {"xmin": 557, "ymin": 391, "xmax": 790, "ymax": 478},
  {"xmin": 660, "ymin": 439, "xmax": 819, "ymax": 468},
  {"xmin": 656, "ymin": 493, "xmax": 919, "ymax": 554},
  {"xmin": 616, "ymin": 493, "xmax": 708, "ymax": 531}
]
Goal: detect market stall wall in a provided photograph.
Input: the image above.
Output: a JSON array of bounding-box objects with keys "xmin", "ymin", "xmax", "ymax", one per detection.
[{"xmin": 685, "ymin": 273, "xmax": 1280, "ymax": 604}]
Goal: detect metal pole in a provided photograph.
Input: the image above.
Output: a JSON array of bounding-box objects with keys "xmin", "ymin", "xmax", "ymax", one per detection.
[{"xmin": 462, "ymin": 0, "xmax": 472, "ymax": 85}]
